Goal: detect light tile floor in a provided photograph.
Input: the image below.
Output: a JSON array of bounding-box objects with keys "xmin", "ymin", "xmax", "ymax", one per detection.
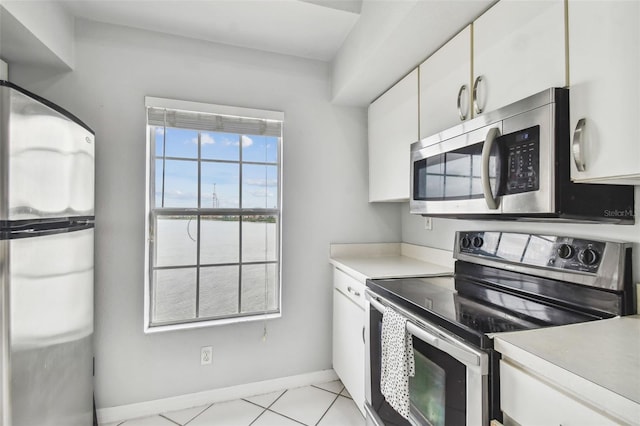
[{"xmin": 102, "ymin": 380, "xmax": 365, "ymax": 426}]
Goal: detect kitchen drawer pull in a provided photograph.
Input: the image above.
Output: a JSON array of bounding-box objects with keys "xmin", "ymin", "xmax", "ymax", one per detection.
[
  {"xmin": 347, "ymin": 286, "xmax": 361, "ymax": 297},
  {"xmin": 473, "ymin": 75, "xmax": 483, "ymax": 114},
  {"xmin": 457, "ymin": 84, "xmax": 468, "ymax": 121},
  {"xmin": 572, "ymin": 118, "xmax": 587, "ymax": 172}
]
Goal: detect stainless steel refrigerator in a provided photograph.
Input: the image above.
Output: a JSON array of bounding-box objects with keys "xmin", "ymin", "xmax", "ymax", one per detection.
[{"xmin": 0, "ymin": 81, "xmax": 94, "ymax": 425}]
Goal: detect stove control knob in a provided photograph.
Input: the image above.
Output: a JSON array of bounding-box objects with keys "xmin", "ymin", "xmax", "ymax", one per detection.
[
  {"xmin": 557, "ymin": 244, "xmax": 575, "ymax": 259},
  {"xmin": 461, "ymin": 237, "xmax": 471, "ymax": 249},
  {"xmin": 579, "ymin": 248, "xmax": 600, "ymax": 266},
  {"xmin": 472, "ymin": 236, "xmax": 484, "ymax": 248}
]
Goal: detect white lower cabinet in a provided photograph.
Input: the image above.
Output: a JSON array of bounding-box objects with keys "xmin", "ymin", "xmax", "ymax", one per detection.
[
  {"xmin": 332, "ymin": 268, "xmax": 365, "ymax": 415},
  {"xmin": 500, "ymin": 360, "xmax": 621, "ymax": 426}
]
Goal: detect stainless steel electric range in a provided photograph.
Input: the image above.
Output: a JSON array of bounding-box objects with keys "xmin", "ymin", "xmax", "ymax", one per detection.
[{"xmin": 364, "ymin": 231, "xmax": 635, "ymax": 426}]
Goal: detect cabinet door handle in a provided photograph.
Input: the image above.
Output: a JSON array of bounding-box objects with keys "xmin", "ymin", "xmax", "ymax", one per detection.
[
  {"xmin": 572, "ymin": 118, "xmax": 587, "ymax": 172},
  {"xmin": 362, "ymin": 326, "xmax": 366, "ymax": 344},
  {"xmin": 457, "ymin": 84, "xmax": 468, "ymax": 121},
  {"xmin": 473, "ymin": 75, "xmax": 484, "ymax": 115},
  {"xmin": 347, "ymin": 286, "xmax": 361, "ymax": 297}
]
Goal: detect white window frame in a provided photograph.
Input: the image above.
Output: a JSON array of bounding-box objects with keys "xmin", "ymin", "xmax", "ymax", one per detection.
[{"xmin": 143, "ymin": 96, "xmax": 284, "ymax": 333}]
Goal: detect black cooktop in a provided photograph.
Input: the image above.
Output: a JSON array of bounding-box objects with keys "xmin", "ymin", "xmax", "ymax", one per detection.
[{"xmin": 366, "ymin": 274, "xmax": 604, "ymax": 350}]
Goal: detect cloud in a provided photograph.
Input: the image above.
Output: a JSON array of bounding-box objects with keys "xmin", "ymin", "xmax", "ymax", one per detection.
[
  {"xmin": 201, "ymin": 133, "xmax": 215, "ymax": 145},
  {"xmin": 250, "ymin": 189, "xmax": 274, "ymax": 197},
  {"xmin": 159, "ymin": 189, "xmax": 198, "ymax": 200},
  {"xmin": 190, "ymin": 134, "xmax": 216, "ymax": 145},
  {"xmin": 223, "ymin": 135, "xmax": 254, "ymax": 147},
  {"xmin": 245, "ymin": 178, "xmax": 277, "ymax": 187}
]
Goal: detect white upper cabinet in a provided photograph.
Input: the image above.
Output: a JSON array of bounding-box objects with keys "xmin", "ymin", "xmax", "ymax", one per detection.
[
  {"xmin": 568, "ymin": 0, "xmax": 640, "ymax": 184},
  {"xmin": 473, "ymin": 0, "xmax": 566, "ymax": 116},
  {"xmin": 419, "ymin": 26, "xmax": 472, "ymax": 139},
  {"xmin": 368, "ymin": 69, "xmax": 419, "ymax": 202}
]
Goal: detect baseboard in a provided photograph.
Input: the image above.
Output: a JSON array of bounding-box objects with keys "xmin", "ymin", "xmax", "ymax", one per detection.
[{"xmin": 96, "ymin": 369, "xmax": 338, "ymax": 424}]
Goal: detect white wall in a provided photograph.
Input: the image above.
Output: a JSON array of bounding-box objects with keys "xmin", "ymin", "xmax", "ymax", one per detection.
[
  {"xmin": 0, "ymin": 0, "xmax": 75, "ymax": 69},
  {"xmin": 401, "ymin": 188, "xmax": 640, "ymax": 284},
  {"xmin": 331, "ymin": 0, "xmax": 495, "ymax": 106},
  {"xmin": 11, "ymin": 19, "xmax": 402, "ymax": 409}
]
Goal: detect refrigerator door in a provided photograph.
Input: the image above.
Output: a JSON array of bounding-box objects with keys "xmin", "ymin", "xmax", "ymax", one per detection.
[
  {"xmin": 0, "ymin": 83, "xmax": 95, "ymax": 222},
  {"xmin": 5, "ymin": 227, "xmax": 94, "ymax": 426},
  {"xmin": 1, "ymin": 240, "xmax": 9, "ymax": 426}
]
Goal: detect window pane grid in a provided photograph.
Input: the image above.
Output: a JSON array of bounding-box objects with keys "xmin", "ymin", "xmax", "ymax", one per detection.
[
  {"xmin": 148, "ymin": 112, "xmax": 281, "ymax": 329},
  {"xmin": 150, "ymin": 212, "xmax": 280, "ymax": 323}
]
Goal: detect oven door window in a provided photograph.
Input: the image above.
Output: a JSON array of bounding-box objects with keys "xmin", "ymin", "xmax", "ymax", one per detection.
[
  {"xmin": 410, "ymin": 351, "xmax": 446, "ymax": 426},
  {"xmin": 370, "ymin": 310, "xmax": 466, "ymax": 426},
  {"xmin": 413, "ymin": 142, "xmax": 499, "ymax": 202}
]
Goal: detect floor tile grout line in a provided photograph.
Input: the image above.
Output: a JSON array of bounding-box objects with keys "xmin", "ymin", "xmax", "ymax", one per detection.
[
  {"xmin": 263, "ymin": 408, "xmax": 308, "ymax": 426},
  {"xmin": 264, "ymin": 389, "xmax": 288, "ymax": 410},
  {"xmin": 249, "ymin": 389, "xmax": 308, "ymax": 426},
  {"xmin": 314, "ymin": 392, "xmax": 341, "ymax": 426},
  {"xmin": 112, "ymin": 385, "xmax": 354, "ymax": 426},
  {"xmin": 247, "ymin": 407, "xmax": 269, "ymax": 426},
  {"xmin": 311, "ymin": 384, "xmax": 345, "ymax": 397},
  {"xmin": 158, "ymin": 414, "xmax": 182, "ymax": 426},
  {"xmin": 242, "ymin": 388, "xmax": 287, "ymax": 411},
  {"xmin": 181, "ymin": 403, "xmax": 214, "ymax": 426},
  {"xmin": 246, "ymin": 389, "xmax": 287, "ymax": 426}
]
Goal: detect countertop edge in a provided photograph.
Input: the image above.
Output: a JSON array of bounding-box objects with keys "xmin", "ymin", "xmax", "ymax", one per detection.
[{"xmin": 494, "ymin": 337, "xmax": 640, "ymax": 424}]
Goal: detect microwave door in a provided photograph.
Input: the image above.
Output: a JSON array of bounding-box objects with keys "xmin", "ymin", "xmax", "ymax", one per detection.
[{"xmin": 410, "ymin": 124, "xmax": 503, "ymax": 216}]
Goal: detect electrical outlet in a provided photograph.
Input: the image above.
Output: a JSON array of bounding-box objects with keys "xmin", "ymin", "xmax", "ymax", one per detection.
[
  {"xmin": 424, "ymin": 217, "xmax": 433, "ymax": 230},
  {"xmin": 200, "ymin": 346, "xmax": 212, "ymax": 365}
]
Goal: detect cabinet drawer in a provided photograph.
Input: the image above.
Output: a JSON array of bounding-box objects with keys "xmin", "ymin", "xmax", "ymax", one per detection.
[
  {"xmin": 500, "ymin": 360, "xmax": 620, "ymax": 425},
  {"xmin": 333, "ymin": 268, "xmax": 365, "ymax": 309}
]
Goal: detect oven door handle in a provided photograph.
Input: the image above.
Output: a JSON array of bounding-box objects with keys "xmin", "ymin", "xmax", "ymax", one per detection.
[{"xmin": 367, "ymin": 290, "xmax": 488, "ymax": 372}]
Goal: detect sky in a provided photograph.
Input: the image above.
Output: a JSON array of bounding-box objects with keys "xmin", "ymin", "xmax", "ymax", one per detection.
[{"xmin": 153, "ymin": 127, "xmax": 279, "ymax": 209}]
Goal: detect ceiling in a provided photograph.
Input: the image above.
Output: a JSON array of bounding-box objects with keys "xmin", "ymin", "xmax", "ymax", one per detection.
[
  {"xmin": 59, "ymin": 0, "xmax": 363, "ymax": 62},
  {"xmin": 3, "ymin": 0, "xmax": 495, "ymax": 105}
]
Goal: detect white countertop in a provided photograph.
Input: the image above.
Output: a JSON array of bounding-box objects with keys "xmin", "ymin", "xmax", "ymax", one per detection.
[
  {"xmin": 494, "ymin": 315, "xmax": 640, "ymax": 424},
  {"xmin": 329, "ymin": 242, "xmax": 454, "ymax": 283}
]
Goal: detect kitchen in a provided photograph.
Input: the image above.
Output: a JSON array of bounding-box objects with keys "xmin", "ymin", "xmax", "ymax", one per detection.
[{"xmin": 0, "ymin": 1, "xmax": 639, "ymax": 426}]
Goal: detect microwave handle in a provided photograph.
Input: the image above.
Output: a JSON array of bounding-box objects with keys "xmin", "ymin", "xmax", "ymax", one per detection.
[{"xmin": 481, "ymin": 127, "xmax": 501, "ymax": 210}]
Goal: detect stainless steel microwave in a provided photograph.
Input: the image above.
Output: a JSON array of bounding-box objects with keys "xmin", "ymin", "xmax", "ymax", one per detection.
[{"xmin": 410, "ymin": 88, "xmax": 635, "ymax": 223}]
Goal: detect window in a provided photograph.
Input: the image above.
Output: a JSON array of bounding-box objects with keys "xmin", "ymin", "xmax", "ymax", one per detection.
[{"xmin": 144, "ymin": 97, "xmax": 283, "ymax": 332}]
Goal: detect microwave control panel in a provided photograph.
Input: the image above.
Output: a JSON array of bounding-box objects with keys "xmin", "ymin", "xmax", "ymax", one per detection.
[{"xmin": 502, "ymin": 126, "xmax": 540, "ymax": 195}]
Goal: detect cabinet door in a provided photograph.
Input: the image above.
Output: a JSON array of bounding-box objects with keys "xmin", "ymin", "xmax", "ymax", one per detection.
[
  {"xmin": 500, "ymin": 360, "xmax": 621, "ymax": 425},
  {"xmin": 473, "ymin": 0, "xmax": 566, "ymax": 115},
  {"xmin": 419, "ymin": 26, "xmax": 472, "ymax": 139},
  {"xmin": 332, "ymin": 289, "xmax": 365, "ymax": 415},
  {"xmin": 368, "ymin": 68, "xmax": 419, "ymax": 202},
  {"xmin": 569, "ymin": 0, "xmax": 640, "ymax": 184}
]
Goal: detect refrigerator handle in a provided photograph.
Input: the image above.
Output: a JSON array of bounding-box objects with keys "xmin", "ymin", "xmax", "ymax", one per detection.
[{"xmin": 5, "ymin": 221, "xmax": 94, "ymax": 240}]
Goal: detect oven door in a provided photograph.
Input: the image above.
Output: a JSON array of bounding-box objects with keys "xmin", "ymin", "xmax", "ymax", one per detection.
[{"xmin": 365, "ymin": 290, "xmax": 489, "ymax": 426}]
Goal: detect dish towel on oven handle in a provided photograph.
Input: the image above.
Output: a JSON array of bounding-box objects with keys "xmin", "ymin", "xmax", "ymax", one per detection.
[{"xmin": 380, "ymin": 306, "xmax": 415, "ymax": 420}]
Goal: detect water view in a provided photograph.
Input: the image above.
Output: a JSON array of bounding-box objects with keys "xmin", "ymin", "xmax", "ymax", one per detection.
[{"xmin": 152, "ymin": 218, "xmax": 278, "ymax": 323}]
